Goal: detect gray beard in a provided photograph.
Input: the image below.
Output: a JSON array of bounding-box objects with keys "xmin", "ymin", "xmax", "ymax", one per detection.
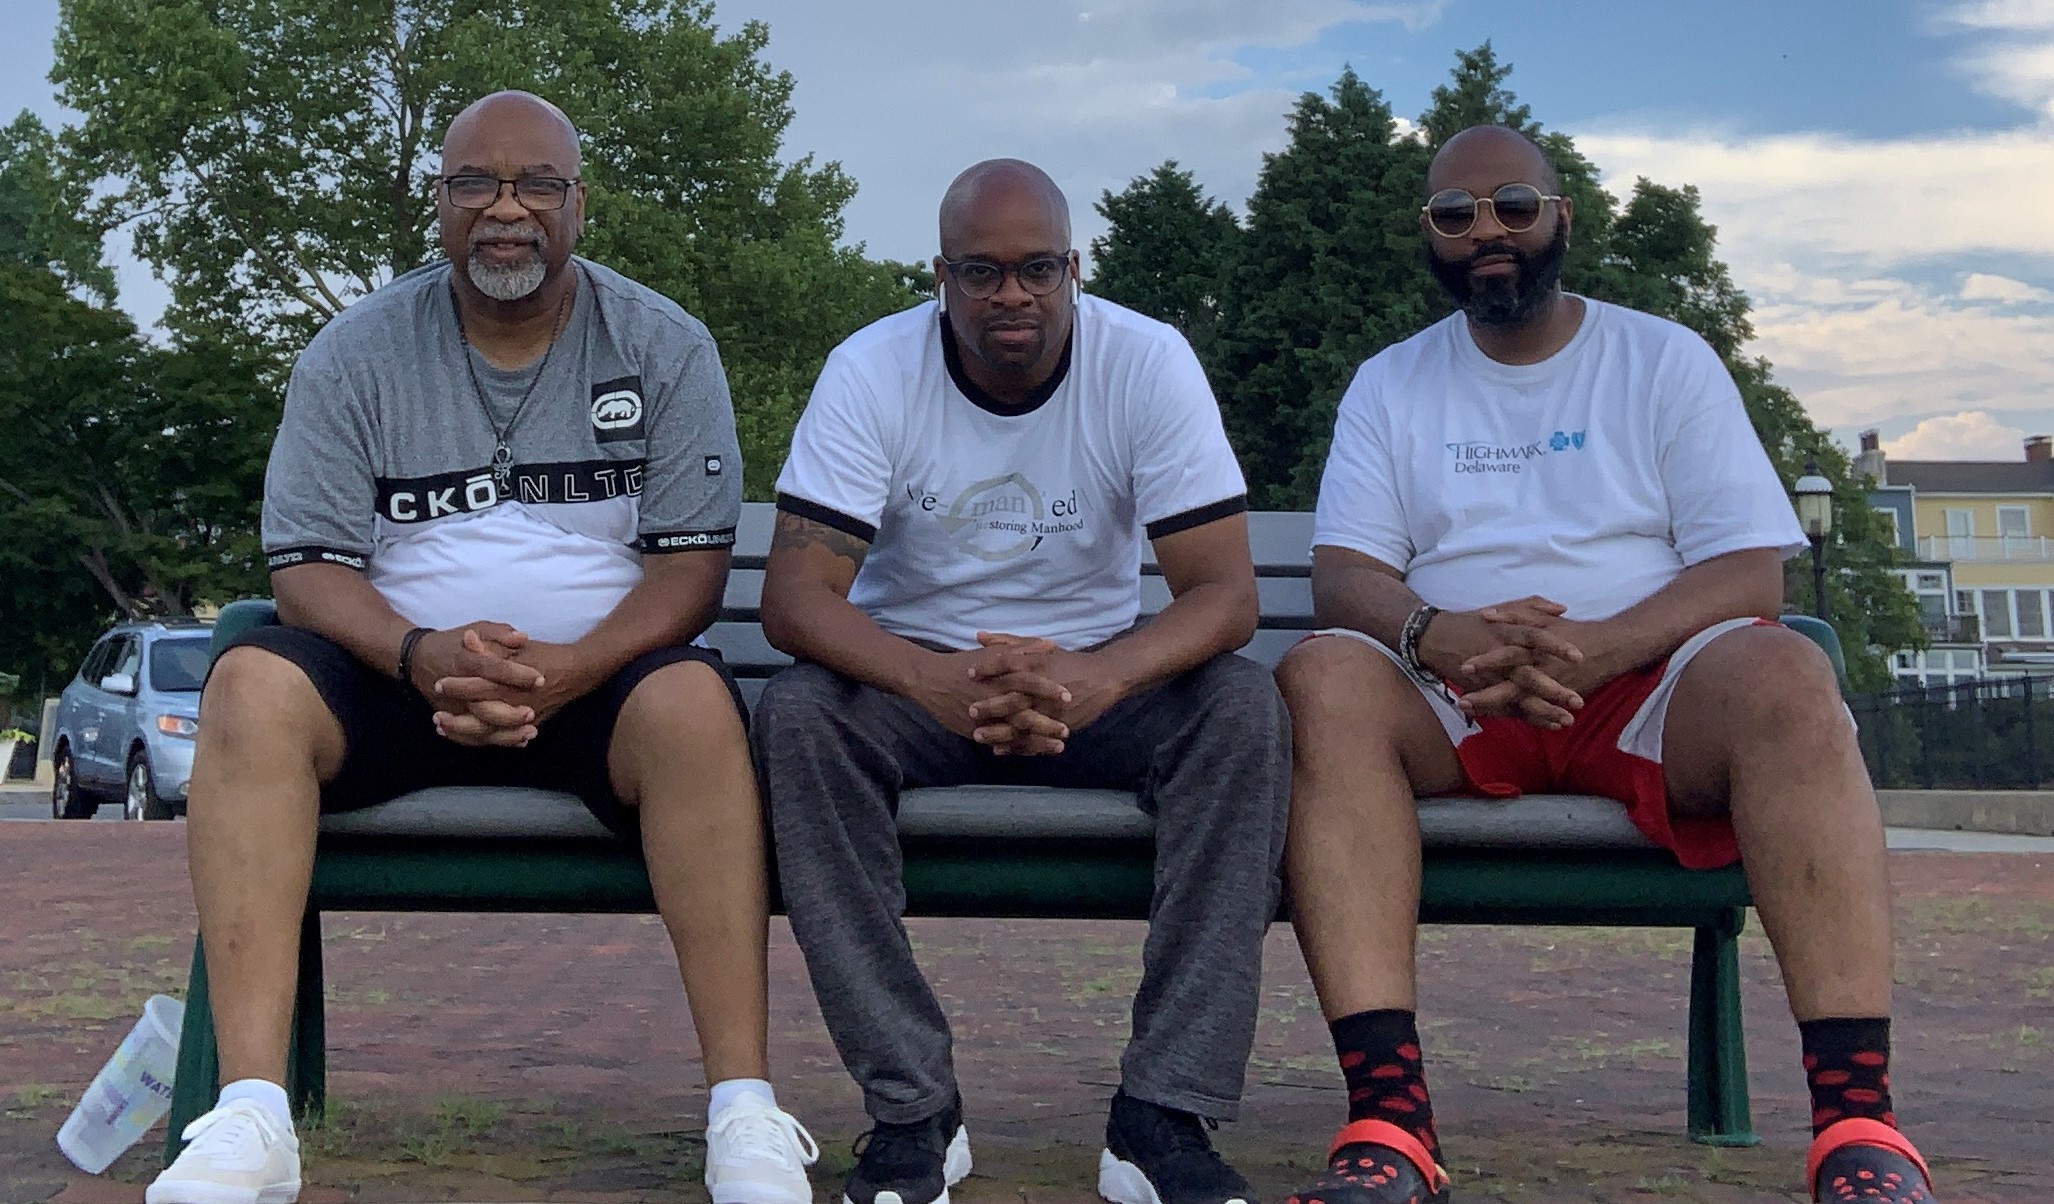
[
  {"xmin": 467, "ymin": 248, "xmax": 547, "ymax": 301},
  {"xmin": 465, "ymin": 225, "xmax": 550, "ymax": 301}
]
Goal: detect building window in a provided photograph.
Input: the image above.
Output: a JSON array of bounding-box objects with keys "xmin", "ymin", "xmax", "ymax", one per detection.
[
  {"xmin": 1983, "ymin": 589, "xmax": 2014, "ymax": 637},
  {"xmin": 1875, "ymin": 507, "xmax": 1900, "ymax": 544},
  {"xmin": 1957, "ymin": 589, "xmax": 1975, "ymax": 613},
  {"xmin": 1946, "ymin": 508, "xmax": 1976, "ymax": 559},
  {"xmin": 2022, "ymin": 591, "xmax": 2048, "ymax": 639},
  {"xmin": 1998, "ymin": 506, "xmax": 2030, "ymax": 538},
  {"xmin": 1915, "ymin": 572, "xmax": 1946, "ymax": 590}
]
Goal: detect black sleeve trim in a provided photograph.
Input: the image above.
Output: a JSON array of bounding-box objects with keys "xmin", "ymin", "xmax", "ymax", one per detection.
[
  {"xmin": 775, "ymin": 492, "xmax": 878, "ymax": 543},
  {"xmin": 1145, "ymin": 494, "xmax": 1250, "ymax": 541},
  {"xmin": 266, "ymin": 545, "xmax": 368, "ymax": 572},
  {"xmin": 639, "ymin": 527, "xmax": 737, "ymax": 553}
]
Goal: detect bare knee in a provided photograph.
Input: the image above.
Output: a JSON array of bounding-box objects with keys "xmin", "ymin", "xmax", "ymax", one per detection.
[
  {"xmin": 199, "ymin": 647, "xmax": 335, "ymax": 749},
  {"xmin": 191, "ymin": 645, "xmax": 341, "ymax": 790},
  {"xmin": 1688, "ymin": 625, "xmax": 1846, "ymax": 740},
  {"xmin": 618, "ymin": 661, "xmax": 746, "ymax": 749},
  {"xmin": 1277, "ymin": 635, "xmax": 1461, "ymax": 797}
]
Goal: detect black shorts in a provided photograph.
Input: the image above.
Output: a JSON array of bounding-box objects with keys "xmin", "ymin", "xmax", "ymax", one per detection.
[{"xmin": 217, "ymin": 625, "xmax": 748, "ymax": 837}]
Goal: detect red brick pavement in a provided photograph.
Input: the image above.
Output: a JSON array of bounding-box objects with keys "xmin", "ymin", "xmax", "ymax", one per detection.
[{"xmin": 1, "ymin": 823, "xmax": 2048, "ymax": 1203}]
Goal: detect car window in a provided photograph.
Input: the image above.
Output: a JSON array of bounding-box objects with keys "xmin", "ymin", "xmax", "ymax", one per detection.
[
  {"xmin": 112, "ymin": 636, "xmax": 143, "ymax": 681},
  {"xmin": 79, "ymin": 638, "xmax": 117, "ymax": 684},
  {"xmin": 149, "ymin": 638, "xmax": 212, "ymax": 692}
]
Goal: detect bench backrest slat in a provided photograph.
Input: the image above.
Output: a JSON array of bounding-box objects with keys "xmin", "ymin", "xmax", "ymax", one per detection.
[{"xmin": 714, "ymin": 502, "xmax": 1316, "ymax": 677}]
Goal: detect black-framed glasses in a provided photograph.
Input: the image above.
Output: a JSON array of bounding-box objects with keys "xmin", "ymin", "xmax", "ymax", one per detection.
[
  {"xmin": 942, "ymin": 254, "xmax": 1072, "ymax": 300},
  {"xmin": 1423, "ymin": 183, "xmax": 1563, "ymax": 238},
  {"xmin": 439, "ymin": 174, "xmax": 580, "ymax": 212}
]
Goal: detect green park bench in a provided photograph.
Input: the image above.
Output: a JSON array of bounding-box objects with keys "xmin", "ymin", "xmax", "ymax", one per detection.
[{"xmin": 167, "ymin": 502, "xmax": 1849, "ymax": 1162}]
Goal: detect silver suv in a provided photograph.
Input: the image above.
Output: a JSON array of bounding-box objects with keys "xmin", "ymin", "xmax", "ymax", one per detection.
[{"xmin": 50, "ymin": 619, "xmax": 213, "ymax": 820}]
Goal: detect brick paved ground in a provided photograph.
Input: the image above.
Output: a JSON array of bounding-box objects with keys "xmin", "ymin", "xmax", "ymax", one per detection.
[{"xmin": 1, "ymin": 823, "xmax": 2048, "ymax": 1203}]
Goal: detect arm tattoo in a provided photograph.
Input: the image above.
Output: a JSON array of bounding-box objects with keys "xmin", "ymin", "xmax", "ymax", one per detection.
[{"xmin": 772, "ymin": 512, "xmax": 871, "ymax": 577}]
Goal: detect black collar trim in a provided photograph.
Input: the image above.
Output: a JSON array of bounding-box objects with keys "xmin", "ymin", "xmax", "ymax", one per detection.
[{"xmin": 939, "ymin": 311, "xmax": 1073, "ymax": 417}]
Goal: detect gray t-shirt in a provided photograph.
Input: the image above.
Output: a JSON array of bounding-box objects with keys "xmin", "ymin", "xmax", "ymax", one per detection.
[{"xmin": 262, "ymin": 257, "xmax": 742, "ymax": 643}]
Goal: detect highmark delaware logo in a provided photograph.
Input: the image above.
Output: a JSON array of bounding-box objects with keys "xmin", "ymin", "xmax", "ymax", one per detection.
[
  {"xmin": 912, "ymin": 473, "xmax": 1085, "ymax": 562},
  {"xmin": 1446, "ymin": 429, "xmax": 1588, "ymax": 475}
]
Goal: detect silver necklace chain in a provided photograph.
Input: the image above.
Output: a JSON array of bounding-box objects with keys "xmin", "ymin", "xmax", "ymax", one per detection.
[{"xmin": 451, "ymin": 278, "xmax": 574, "ymax": 493}]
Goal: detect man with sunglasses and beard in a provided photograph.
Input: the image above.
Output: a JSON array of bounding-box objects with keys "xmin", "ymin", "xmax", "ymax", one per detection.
[
  {"xmin": 754, "ymin": 159, "xmax": 1290, "ymax": 1204},
  {"xmin": 1273, "ymin": 125, "xmax": 1938, "ymax": 1204},
  {"xmin": 149, "ymin": 92, "xmax": 821, "ymax": 1204}
]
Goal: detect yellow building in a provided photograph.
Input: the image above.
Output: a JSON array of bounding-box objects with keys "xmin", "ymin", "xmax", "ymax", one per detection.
[{"xmin": 1860, "ymin": 431, "xmax": 2054, "ymax": 686}]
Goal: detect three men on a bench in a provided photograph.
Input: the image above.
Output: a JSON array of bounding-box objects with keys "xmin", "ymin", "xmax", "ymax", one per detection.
[
  {"xmin": 752, "ymin": 158, "xmax": 1292, "ymax": 1204},
  {"xmin": 1275, "ymin": 125, "xmax": 1936, "ymax": 1204},
  {"xmin": 150, "ymin": 93, "xmax": 820, "ymax": 1204}
]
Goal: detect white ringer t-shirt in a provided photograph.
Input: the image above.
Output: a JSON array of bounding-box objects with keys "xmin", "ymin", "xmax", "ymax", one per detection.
[{"xmin": 776, "ymin": 295, "xmax": 1248, "ymax": 650}]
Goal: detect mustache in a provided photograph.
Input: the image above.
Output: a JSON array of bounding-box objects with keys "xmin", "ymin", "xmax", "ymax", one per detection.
[
  {"xmin": 1464, "ymin": 241, "xmax": 1523, "ymax": 269},
  {"xmin": 468, "ymin": 222, "xmax": 547, "ymax": 251}
]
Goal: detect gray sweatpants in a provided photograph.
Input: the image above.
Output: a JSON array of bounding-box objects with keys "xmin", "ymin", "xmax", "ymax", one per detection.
[{"xmin": 754, "ymin": 653, "xmax": 1291, "ymax": 1125}]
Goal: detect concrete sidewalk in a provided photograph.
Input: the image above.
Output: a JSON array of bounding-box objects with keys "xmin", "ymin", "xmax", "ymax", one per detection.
[{"xmin": 0, "ymin": 824, "xmax": 2047, "ymax": 1203}]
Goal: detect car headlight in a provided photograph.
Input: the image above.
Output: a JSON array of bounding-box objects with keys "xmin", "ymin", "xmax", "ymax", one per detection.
[{"xmin": 155, "ymin": 715, "xmax": 199, "ymax": 739}]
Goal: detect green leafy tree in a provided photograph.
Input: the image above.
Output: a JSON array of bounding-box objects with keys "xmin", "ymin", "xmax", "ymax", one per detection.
[
  {"xmin": 1209, "ymin": 69, "xmax": 1433, "ymax": 507},
  {"xmin": 53, "ymin": 0, "xmax": 925, "ymax": 497},
  {"xmin": 1088, "ymin": 161, "xmax": 1241, "ymax": 355},
  {"xmin": 0, "ymin": 110, "xmax": 115, "ymax": 303},
  {"xmin": 0, "ymin": 263, "xmax": 279, "ymax": 688}
]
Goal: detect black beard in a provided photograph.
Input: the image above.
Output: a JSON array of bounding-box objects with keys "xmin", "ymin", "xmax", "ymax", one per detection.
[{"xmin": 1428, "ymin": 223, "xmax": 1570, "ymax": 329}]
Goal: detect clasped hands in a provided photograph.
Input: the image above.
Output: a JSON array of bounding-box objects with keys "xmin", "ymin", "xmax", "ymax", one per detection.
[
  {"xmin": 1424, "ymin": 596, "xmax": 1618, "ymax": 731},
  {"xmin": 911, "ymin": 632, "xmax": 1124, "ymax": 757},
  {"xmin": 404, "ymin": 622, "xmax": 587, "ymax": 748}
]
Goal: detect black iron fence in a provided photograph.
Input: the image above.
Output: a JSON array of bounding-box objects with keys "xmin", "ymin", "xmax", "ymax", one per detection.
[{"xmin": 1852, "ymin": 675, "xmax": 2054, "ymax": 789}]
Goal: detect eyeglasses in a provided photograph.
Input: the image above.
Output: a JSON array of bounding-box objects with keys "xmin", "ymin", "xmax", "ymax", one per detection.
[
  {"xmin": 1422, "ymin": 183, "xmax": 1563, "ymax": 239},
  {"xmin": 439, "ymin": 175, "xmax": 580, "ymax": 212},
  {"xmin": 942, "ymin": 254, "xmax": 1072, "ymax": 300}
]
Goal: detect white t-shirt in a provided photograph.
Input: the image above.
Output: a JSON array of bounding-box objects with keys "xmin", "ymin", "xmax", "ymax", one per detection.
[
  {"xmin": 1314, "ymin": 298, "xmax": 1805, "ymax": 620},
  {"xmin": 776, "ymin": 295, "xmax": 1248, "ymax": 649}
]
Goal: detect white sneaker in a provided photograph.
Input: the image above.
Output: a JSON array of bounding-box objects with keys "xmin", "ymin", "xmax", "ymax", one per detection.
[
  {"xmin": 705, "ymin": 1094, "xmax": 820, "ymax": 1204},
  {"xmin": 145, "ymin": 1099, "xmax": 301, "ymax": 1204}
]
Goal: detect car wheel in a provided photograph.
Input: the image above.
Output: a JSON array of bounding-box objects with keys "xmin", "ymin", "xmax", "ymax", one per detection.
[
  {"xmin": 52, "ymin": 748, "xmax": 99, "ymax": 820},
  {"xmin": 126, "ymin": 753, "xmax": 175, "ymax": 821}
]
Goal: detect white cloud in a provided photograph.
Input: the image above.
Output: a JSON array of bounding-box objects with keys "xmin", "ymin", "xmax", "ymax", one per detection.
[
  {"xmin": 1575, "ymin": 0, "xmax": 2054, "ymax": 456},
  {"xmin": 1883, "ymin": 411, "xmax": 2029, "ymax": 459},
  {"xmin": 1962, "ymin": 271, "xmax": 2054, "ymax": 302},
  {"xmin": 732, "ymin": 0, "xmax": 1444, "ymax": 264}
]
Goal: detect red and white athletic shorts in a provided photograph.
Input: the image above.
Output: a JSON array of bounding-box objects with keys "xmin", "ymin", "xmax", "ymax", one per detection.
[{"xmin": 1314, "ymin": 617, "xmax": 1780, "ymax": 870}]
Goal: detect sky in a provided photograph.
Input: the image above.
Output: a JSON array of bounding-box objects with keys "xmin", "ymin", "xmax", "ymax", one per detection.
[{"xmin": 7, "ymin": 0, "xmax": 2053, "ymax": 461}]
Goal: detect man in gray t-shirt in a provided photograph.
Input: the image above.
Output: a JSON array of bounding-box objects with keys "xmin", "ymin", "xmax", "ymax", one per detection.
[{"xmin": 151, "ymin": 91, "xmax": 818, "ymax": 1204}]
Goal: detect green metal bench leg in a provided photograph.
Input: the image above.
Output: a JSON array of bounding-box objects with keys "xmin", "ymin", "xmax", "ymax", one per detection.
[
  {"xmin": 165, "ymin": 936, "xmax": 220, "ymax": 1166},
  {"xmin": 1687, "ymin": 908, "xmax": 1759, "ymax": 1146},
  {"xmin": 288, "ymin": 907, "xmax": 327, "ymax": 1124}
]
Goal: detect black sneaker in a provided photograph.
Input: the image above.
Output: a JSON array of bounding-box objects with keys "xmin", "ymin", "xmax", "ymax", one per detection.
[
  {"xmin": 843, "ymin": 1096, "xmax": 972, "ymax": 1204},
  {"xmin": 1098, "ymin": 1090, "xmax": 1256, "ymax": 1204}
]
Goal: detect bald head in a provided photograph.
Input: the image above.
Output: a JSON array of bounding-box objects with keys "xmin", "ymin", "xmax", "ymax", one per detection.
[
  {"xmin": 1428, "ymin": 125, "xmax": 1558, "ymax": 196},
  {"xmin": 938, "ymin": 159, "xmax": 1071, "ymax": 257},
  {"xmin": 442, "ymin": 90, "xmax": 582, "ymax": 176}
]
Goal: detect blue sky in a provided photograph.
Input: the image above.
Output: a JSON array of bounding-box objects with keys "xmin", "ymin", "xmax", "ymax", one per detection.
[{"xmin": 8, "ymin": 0, "xmax": 2053, "ymax": 460}]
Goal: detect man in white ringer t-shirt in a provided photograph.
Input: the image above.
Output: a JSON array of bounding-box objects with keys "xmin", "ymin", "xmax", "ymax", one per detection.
[
  {"xmin": 753, "ymin": 160, "xmax": 1290, "ymax": 1204},
  {"xmin": 1275, "ymin": 126, "xmax": 1937, "ymax": 1204}
]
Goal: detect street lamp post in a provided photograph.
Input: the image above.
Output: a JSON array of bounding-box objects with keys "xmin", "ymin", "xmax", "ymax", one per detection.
[{"xmin": 1794, "ymin": 458, "xmax": 1835, "ymax": 623}]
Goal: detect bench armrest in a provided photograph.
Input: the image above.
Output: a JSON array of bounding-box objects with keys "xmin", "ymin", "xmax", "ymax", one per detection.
[
  {"xmin": 1777, "ymin": 614, "xmax": 1847, "ymax": 690},
  {"xmin": 210, "ymin": 599, "xmax": 282, "ymax": 664}
]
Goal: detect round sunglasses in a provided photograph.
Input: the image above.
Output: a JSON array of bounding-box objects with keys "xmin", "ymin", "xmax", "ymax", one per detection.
[{"xmin": 1422, "ymin": 183, "xmax": 1563, "ymax": 239}]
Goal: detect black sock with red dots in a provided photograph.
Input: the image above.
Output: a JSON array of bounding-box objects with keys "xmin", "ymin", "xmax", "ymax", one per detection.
[
  {"xmin": 1331, "ymin": 1008, "xmax": 1441, "ymax": 1168},
  {"xmin": 1801, "ymin": 1017, "xmax": 1896, "ymax": 1135}
]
